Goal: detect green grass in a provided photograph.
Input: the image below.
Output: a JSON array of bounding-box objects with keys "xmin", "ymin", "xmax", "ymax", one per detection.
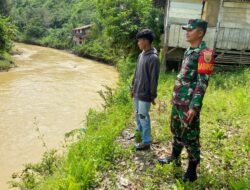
[
  {"xmin": 140, "ymin": 68, "xmax": 250, "ymax": 189},
  {"xmin": 10, "ymin": 66, "xmax": 250, "ymax": 190}
]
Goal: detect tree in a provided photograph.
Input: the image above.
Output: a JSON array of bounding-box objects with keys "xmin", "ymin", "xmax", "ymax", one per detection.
[
  {"xmin": 0, "ymin": 16, "xmax": 16, "ymax": 53},
  {"xmin": 0, "ymin": 0, "xmax": 9, "ymax": 16},
  {"xmin": 96, "ymin": 0, "xmax": 162, "ymax": 54}
]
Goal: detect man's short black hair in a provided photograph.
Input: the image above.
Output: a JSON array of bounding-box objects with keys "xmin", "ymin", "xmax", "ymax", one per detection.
[{"xmin": 136, "ymin": 29, "xmax": 154, "ymax": 43}]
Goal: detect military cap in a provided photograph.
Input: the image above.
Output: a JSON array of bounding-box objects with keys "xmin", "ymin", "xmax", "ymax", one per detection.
[{"xmin": 182, "ymin": 19, "xmax": 208, "ymax": 32}]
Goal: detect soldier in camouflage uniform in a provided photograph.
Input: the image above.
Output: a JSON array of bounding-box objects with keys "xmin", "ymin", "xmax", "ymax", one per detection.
[{"xmin": 158, "ymin": 19, "xmax": 214, "ymax": 182}]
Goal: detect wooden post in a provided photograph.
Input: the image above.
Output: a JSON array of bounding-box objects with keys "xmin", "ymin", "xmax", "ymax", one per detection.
[
  {"xmin": 201, "ymin": 0, "xmax": 206, "ymax": 19},
  {"xmin": 213, "ymin": 0, "xmax": 224, "ymax": 51},
  {"xmin": 163, "ymin": 0, "xmax": 170, "ymax": 72}
]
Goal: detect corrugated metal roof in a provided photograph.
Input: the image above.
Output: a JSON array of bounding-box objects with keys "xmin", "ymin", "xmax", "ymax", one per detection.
[{"xmin": 73, "ymin": 24, "xmax": 92, "ymax": 31}]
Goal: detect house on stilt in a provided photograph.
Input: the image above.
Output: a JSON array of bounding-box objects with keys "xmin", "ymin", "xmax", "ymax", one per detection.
[
  {"xmin": 157, "ymin": 0, "xmax": 250, "ymax": 69},
  {"xmin": 72, "ymin": 24, "xmax": 92, "ymax": 45}
]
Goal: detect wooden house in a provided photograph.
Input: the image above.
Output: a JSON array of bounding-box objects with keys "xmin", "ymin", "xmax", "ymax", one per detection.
[
  {"xmin": 72, "ymin": 24, "xmax": 92, "ymax": 45},
  {"xmin": 160, "ymin": 0, "xmax": 250, "ymax": 69}
]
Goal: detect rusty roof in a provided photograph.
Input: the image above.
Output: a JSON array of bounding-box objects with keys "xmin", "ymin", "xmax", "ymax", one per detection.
[{"xmin": 73, "ymin": 24, "xmax": 92, "ymax": 31}]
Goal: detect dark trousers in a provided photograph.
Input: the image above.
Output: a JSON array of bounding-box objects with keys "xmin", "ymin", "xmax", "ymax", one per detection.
[{"xmin": 170, "ymin": 105, "xmax": 201, "ymax": 162}]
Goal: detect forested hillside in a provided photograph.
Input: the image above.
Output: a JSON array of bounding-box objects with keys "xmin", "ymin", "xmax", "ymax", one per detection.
[
  {"xmin": 0, "ymin": 0, "xmax": 16, "ymax": 70},
  {"xmin": 8, "ymin": 0, "xmax": 97, "ymax": 48},
  {"xmin": 0, "ymin": 0, "xmax": 164, "ymax": 66},
  {"xmin": 7, "ymin": 0, "xmax": 163, "ymax": 63}
]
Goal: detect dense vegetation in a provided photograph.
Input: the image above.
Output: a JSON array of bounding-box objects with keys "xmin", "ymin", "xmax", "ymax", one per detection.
[
  {"xmin": 7, "ymin": 0, "xmax": 163, "ymax": 63},
  {"xmin": 0, "ymin": 2, "xmax": 16, "ymax": 71},
  {"xmin": 0, "ymin": 0, "xmax": 9, "ymax": 17},
  {"xmin": 9, "ymin": 0, "xmax": 97, "ymax": 49},
  {"xmin": 6, "ymin": 0, "xmax": 250, "ymax": 189}
]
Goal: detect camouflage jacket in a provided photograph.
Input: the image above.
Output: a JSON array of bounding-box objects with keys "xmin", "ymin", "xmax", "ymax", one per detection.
[{"xmin": 171, "ymin": 41, "xmax": 214, "ymax": 112}]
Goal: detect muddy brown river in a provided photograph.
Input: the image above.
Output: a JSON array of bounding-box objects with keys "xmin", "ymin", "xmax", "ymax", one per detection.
[{"xmin": 0, "ymin": 43, "xmax": 118, "ymax": 189}]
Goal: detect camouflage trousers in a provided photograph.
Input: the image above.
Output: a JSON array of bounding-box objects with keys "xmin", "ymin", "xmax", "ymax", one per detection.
[{"xmin": 170, "ymin": 104, "xmax": 201, "ymax": 163}]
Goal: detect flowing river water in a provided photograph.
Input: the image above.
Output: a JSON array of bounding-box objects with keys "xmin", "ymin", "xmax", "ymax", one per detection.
[{"xmin": 0, "ymin": 43, "xmax": 118, "ymax": 189}]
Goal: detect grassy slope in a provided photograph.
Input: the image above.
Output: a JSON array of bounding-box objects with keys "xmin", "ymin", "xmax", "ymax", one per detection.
[
  {"xmin": 93, "ymin": 68, "xmax": 250, "ymax": 189},
  {"xmin": 145, "ymin": 69, "xmax": 250, "ymax": 189},
  {"xmin": 11, "ymin": 67, "xmax": 250, "ymax": 190},
  {"xmin": 31, "ymin": 82, "xmax": 134, "ymax": 189}
]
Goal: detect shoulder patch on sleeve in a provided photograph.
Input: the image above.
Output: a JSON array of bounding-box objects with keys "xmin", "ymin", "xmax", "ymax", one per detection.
[{"xmin": 198, "ymin": 49, "xmax": 214, "ymax": 75}]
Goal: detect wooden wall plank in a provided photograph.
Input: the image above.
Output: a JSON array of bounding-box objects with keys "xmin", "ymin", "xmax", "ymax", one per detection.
[
  {"xmin": 237, "ymin": 29, "xmax": 244, "ymax": 50},
  {"xmin": 178, "ymin": 27, "xmax": 189, "ymax": 48},
  {"xmin": 170, "ymin": 1, "xmax": 202, "ymax": 10},
  {"xmin": 227, "ymin": 28, "xmax": 236, "ymax": 49},
  {"xmin": 169, "ymin": 17, "xmax": 189, "ymax": 24},
  {"xmin": 239, "ymin": 29, "xmax": 246, "ymax": 50},
  {"xmin": 247, "ymin": 31, "xmax": 250, "ymax": 49},
  {"xmin": 233, "ymin": 29, "xmax": 241, "ymax": 50},
  {"xmin": 169, "ymin": 12, "xmax": 201, "ymax": 19},
  {"xmin": 174, "ymin": 25, "xmax": 180, "ymax": 47},
  {"xmin": 170, "ymin": 8, "xmax": 201, "ymax": 15},
  {"xmin": 168, "ymin": 24, "xmax": 216, "ymax": 49},
  {"xmin": 216, "ymin": 28, "xmax": 225, "ymax": 49},
  {"xmin": 168, "ymin": 24, "xmax": 181, "ymax": 47},
  {"xmin": 172, "ymin": 0, "xmax": 201, "ymax": 3},
  {"xmin": 168, "ymin": 0, "xmax": 203, "ymax": 25},
  {"xmin": 221, "ymin": 1, "xmax": 250, "ymax": 30},
  {"xmin": 224, "ymin": 2, "xmax": 250, "ymax": 8},
  {"xmin": 223, "ymin": 7, "xmax": 249, "ymax": 12},
  {"xmin": 223, "ymin": 12, "xmax": 247, "ymax": 19},
  {"xmin": 203, "ymin": 28, "xmax": 216, "ymax": 49},
  {"xmin": 168, "ymin": 25, "xmax": 176, "ymax": 47},
  {"xmin": 216, "ymin": 28, "xmax": 250, "ymax": 50},
  {"xmin": 222, "ymin": 18, "xmax": 248, "ymax": 24},
  {"xmin": 226, "ymin": 29, "xmax": 233, "ymax": 49},
  {"xmin": 220, "ymin": 22, "xmax": 250, "ymax": 29},
  {"xmin": 223, "ymin": 28, "xmax": 230, "ymax": 49}
]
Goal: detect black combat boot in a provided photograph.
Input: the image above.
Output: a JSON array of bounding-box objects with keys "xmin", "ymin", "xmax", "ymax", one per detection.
[
  {"xmin": 183, "ymin": 161, "xmax": 198, "ymax": 182},
  {"xmin": 158, "ymin": 149, "xmax": 182, "ymax": 166}
]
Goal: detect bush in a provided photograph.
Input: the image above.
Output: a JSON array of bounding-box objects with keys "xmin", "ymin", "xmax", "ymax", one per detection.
[
  {"xmin": 0, "ymin": 16, "xmax": 16, "ymax": 53},
  {"xmin": 72, "ymin": 39, "xmax": 118, "ymax": 64},
  {"xmin": 0, "ymin": 51, "xmax": 14, "ymax": 71}
]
